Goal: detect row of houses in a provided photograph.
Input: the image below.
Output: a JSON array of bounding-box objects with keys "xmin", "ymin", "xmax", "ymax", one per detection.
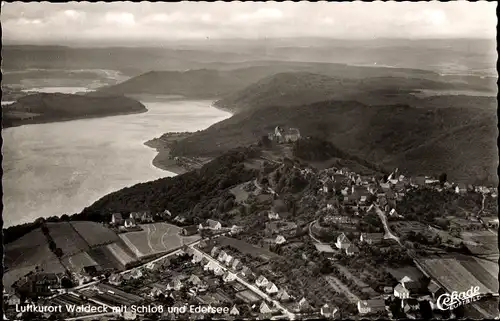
[{"xmin": 110, "ymin": 212, "xmax": 154, "ymax": 227}]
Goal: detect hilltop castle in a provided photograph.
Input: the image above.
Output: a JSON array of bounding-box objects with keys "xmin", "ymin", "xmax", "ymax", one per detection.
[{"xmin": 268, "ymin": 126, "xmax": 301, "ymax": 144}]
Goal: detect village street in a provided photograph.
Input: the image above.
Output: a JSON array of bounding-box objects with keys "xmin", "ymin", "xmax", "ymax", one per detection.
[
  {"xmin": 372, "ymin": 204, "xmax": 401, "ymax": 245},
  {"xmin": 188, "ymin": 243, "xmax": 297, "ymax": 320}
]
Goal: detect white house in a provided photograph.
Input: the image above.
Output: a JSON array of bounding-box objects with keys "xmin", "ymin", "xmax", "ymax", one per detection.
[
  {"xmin": 268, "ymin": 211, "xmax": 280, "ymax": 220},
  {"xmin": 335, "ymin": 233, "xmax": 351, "ymax": 249},
  {"xmin": 275, "ymin": 235, "xmax": 287, "ymax": 245},
  {"xmin": 255, "ymin": 275, "xmax": 269, "ymax": 288},
  {"xmin": 277, "ymin": 289, "xmax": 291, "ymax": 302},
  {"xmin": 223, "ymin": 272, "xmax": 236, "ymax": 283},
  {"xmin": 260, "ymin": 302, "xmax": 273, "ymax": 314},
  {"xmin": 230, "ymin": 305, "xmax": 240, "ymax": 316},
  {"xmin": 124, "ymin": 218, "xmax": 136, "ymax": 228},
  {"xmin": 321, "ymin": 304, "xmax": 338, "ymax": 319}
]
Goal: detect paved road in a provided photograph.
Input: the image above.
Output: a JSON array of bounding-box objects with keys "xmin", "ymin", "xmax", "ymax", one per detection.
[
  {"xmin": 308, "ymin": 220, "xmax": 324, "ymax": 244},
  {"xmin": 188, "ymin": 243, "xmax": 296, "ymax": 320},
  {"xmin": 371, "ymin": 204, "xmax": 401, "ymax": 245}
]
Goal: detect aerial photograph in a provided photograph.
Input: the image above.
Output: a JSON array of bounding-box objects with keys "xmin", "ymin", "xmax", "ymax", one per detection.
[{"xmin": 1, "ymin": 1, "xmax": 498, "ymax": 320}]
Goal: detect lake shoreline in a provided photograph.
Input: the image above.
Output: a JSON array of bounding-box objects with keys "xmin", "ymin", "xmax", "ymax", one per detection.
[{"xmin": 2, "ymin": 109, "xmax": 149, "ymax": 129}]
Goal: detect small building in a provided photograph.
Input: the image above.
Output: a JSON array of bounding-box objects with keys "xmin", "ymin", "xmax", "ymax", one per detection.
[
  {"xmin": 207, "ymin": 219, "xmax": 222, "ymax": 230},
  {"xmin": 141, "ymin": 212, "xmax": 154, "ymax": 223},
  {"xmin": 394, "ymin": 283, "xmax": 410, "ymax": 299},
  {"xmin": 389, "ymin": 208, "xmax": 398, "ymax": 217},
  {"xmin": 150, "ymin": 283, "xmax": 169, "ymax": 297},
  {"xmin": 296, "ymin": 297, "xmax": 312, "ymax": 312},
  {"xmin": 217, "ymin": 250, "xmax": 228, "ymax": 263},
  {"xmin": 225, "ymin": 254, "xmax": 234, "ymax": 266},
  {"xmin": 223, "ymin": 271, "xmax": 237, "ymax": 283},
  {"xmin": 174, "ymin": 215, "xmax": 186, "ymax": 224},
  {"xmin": 357, "ymin": 299, "xmax": 386, "ymax": 315},
  {"xmin": 481, "ymin": 216, "xmax": 499, "ymax": 228},
  {"xmin": 230, "ymin": 305, "xmax": 240, "ymax": 316},
  {"xmin": 268, "ymin": 211, "xmax": 280, "ymax": 220},
  {"xmin": 275, "ymin": 235, "xmax": 286, "ymax": 245},
  {"xmin": 403, "ymin": 299, "xmax": 420, "ymax": 313},
  {"xmin": 231, "ymin": 258, "xmax": 241, "ymax": 271},
  {"xmin": 360, "ymin": 233, "xmax": 384, "ymax": 245},
  {"xmin": 255, "ymin": 275, "xmax": 269, "ymax": 288},
  {"xmin": 314, "ymin": 243, "xmax": 336, "ymax": 257},
  {"xmin": 260, "ymin": 302, "xmax": 273, "ymax": 314},
  {"xmin": 345, "ymin": 243, "xmax": 360, "ymax": 256},
  {"xmin": 188, "ymin": 274, "xmax": 203, "ymax": 286},
  {"xmin": 335, "ymin": 233, "xmax": 351, "ymax": 250},
  {"xmin": 265, "ymin": 282, "xmax": 279, "ymax": 295},
  {"xmin": 181, "ymin": 225, "xmax": 199, "ymax": 236},
  {"xmin": 321, "ymin": 303, "xmax": 338, "ymax": 319},
  {"xmin": 276, "ymin": 289, "xmax": 291, "ymax": 302},
  {"xmin": 111, "ymin": 213, "xmax": 123, "ymax": 225},
  {"xmin": 210, "ymin": 246, "xmax": 220, "ymax": 258},
  {"xmin": 124, "ymin": 218, "xmax": 136, "ymax": 228},
  {"xmin": 167, "ymin": 278, "xmax": 183, "ymax": 291},
  {"xmin": 7, "ymin": 294, "xmax": 21, "ymax": 306}
]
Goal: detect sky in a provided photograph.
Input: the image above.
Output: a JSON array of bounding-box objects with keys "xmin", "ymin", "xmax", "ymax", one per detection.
[{"xmin": 1, "ymin": 1, "xmax": 497, "ymax": 45}]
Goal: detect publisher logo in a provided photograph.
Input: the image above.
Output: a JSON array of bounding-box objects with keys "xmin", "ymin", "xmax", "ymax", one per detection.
[{"xmin": 436, "ymin": 286, "xmax": 482, "ymax": 310}]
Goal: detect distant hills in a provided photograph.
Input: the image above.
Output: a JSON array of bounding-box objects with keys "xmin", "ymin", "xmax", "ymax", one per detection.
[
  {"xmin": 169, "ymin": 72, "xmax": 498, "ymax": 185},
  {"xmin": 2, "ymin": 93, "xmax": 147, "ymax": 128}
]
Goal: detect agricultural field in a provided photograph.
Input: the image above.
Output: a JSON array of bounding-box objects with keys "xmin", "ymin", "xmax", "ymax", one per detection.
[
  {"xmin": 4, "ymin": 228, "xmax": 56, "ymax": 269},
  {"xmin": 455, "ymin": 255, "xmax": 499, "ymax": 293},
  {"xmin": 216, "ymin": 236, "xmax": 280, "ymax": 261},
  {"xmin": 47, "ymin": 222, "xmax": 89, "ymax": 257},
  {"xmin": 119, "ymin": 223, "xmax": 200, "ymax": 259},
  {"xmin": 416, "ymin": 257, "xmax": 493, "ymax": 294},
  {"xmin": 88, "ymin": 244, "xmax": 127, "ymax": 270},
  {"xmin": 62, "ymin": 251, "xmax": 99, "ymax": 272},
  {"xmin": 389, "ymin": 220, "xmax": 430, "ymax": 237},
  {"xmin": 106, "ymin": 242, "xmax": 137, "ymax": 267},
  {"xmin": 461, "ymin": 230, "xmax": 499, "ymax": 257},
  {"xmin": 71, "ymin": 221, "xmax": 119, "ymax": 247}
]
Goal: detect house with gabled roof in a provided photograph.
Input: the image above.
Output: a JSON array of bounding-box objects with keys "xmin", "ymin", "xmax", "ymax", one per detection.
[
  {"xmin": 275, "ymin": 235, "xmax": 286, "ymax": 245},
  {"xmin": 345, "ymin": 243, "xmax": 360, "ymax": 256},
  {"xmin": 217, "ymin": 250, "xmax": 228, "ymax": 263},
  {"xmin": 167, "ymin": 278, "xmax": 183, "ymax": 291},
  {"xmin": 259, "ymin": 301, "xmax": 273, "ymax": 314},
  {"xmin": 206, "ymin": 219, "xmax": 222, "ymax": 230},
  {"xmin": 268, "ymin": 211, "xmax": 280, "ymax": 220},
  {"xmin": 223, "ymin": 271, "xmax": 237, "ymax": 283},
  {"xmin": 255, "ymin": 275, "xmax": 269, "ymax": 288},
  {"xmin": 111, "ymin": 213, "xmax": 123, "ymax": 225},
  {"xmin": 276, "ymin": 288, "xmax": 291, "ymax": 302},
  {"xmin": 230, "ymin": 305, "xmax": 240, "ymax": 316},
  {"xmin": 231, "ymin": 258, "xmax": 241, "ymax": 271},
  {"xmin": 265, "ymin": 282, "xmax": 279, "ymax": 295},
  {"xmin": 210, "ymin": 246, "xmax": 220, "ymax": 258},
  {"xmin": 225, "ymin": 254, "xmax": 234, "ymax": 266},
  {"xmin": 321, "ymin": 303, "xmax": 338, "ymax": 319},
  {"xmin": 296, "ymin": 297, "xmax": 312, "ymax": 312},
  {"xmin": 357, "ymin": 299, "xmax": 386, "ymax": 314},
  {"xmin": 394, "ymin": 283, "xmax": 410, "ymax": 299},
  {"xmin": 192, "ymin": 253, "xmax": 203, "ymax": 264},
  {"xmin": 174, "ymin": 215, "xmax": 186, "ymax": 224},
  {"xmin": 188, "ymin": 274, "xmax": 202, "ymax": 286},
  {"xmin": 335, "ymin": 233, "xmax": 351, "ymax": 250}
]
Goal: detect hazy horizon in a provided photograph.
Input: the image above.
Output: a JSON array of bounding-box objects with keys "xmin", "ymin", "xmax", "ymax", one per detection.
[{"xmin": 2, "ymin": 2, "xmax": 496, "ymax": 46}]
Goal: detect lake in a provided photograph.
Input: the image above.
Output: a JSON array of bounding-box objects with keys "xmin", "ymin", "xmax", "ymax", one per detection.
[{"xmin": 2, "ymin": 98, "xmax": 231, "ymax": 227}]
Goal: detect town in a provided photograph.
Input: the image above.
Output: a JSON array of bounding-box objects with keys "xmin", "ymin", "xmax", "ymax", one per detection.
[{"xmin": 3, "ymin": 130, "xmax": 499, "ymax": 320}]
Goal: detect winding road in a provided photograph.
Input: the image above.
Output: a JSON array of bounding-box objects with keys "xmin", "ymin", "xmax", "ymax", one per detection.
[{"xmin": 370, "ymin": 204, "xmax": 402, "ymax": 245}]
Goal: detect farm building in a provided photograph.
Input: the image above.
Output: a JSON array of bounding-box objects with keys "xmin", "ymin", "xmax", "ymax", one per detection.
[
  {"xmin": 200, "ymin": 219, "xmax": 222, "ymax": 230},
  {"xmin": 357, "ymin": 299, "xmax": 386, "ymax": 314},
  {"xmin": 181, "ymin": 225, "xmax": 199, "ymax": 236},
  {"xmin": 314, "ymin": 243, "xmax": 336, "ymax": 257},
  {"xmin": 111, "ymin": 213, "xmax": 123, "ymax": 225}
]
